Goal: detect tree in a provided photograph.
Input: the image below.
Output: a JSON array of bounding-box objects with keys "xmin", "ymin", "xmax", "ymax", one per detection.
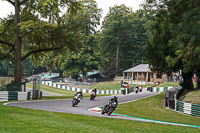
[
  {"xmin": 143, "ymin": 0, "xmax": 200, "ymax": 90},
  {"xmin": 0, "ymin": 0, "xmax": 85, "ymax": 83},
  {"xmin": 41, "ymin": 0, "xmax": 102, "ymax": 81},
  {"xmin": 101, "ymin": 5, "xmax": 147, "ymax": 77},
  {"xmin": 101, "ymin": 4, "xmax": 132, "ymax": 76}
]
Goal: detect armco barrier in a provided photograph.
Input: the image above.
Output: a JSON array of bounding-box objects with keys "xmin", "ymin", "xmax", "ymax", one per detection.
[
  {"xmin": 42, "ymin": 81, "xmax": 121, "ymax": 94},
  {"xmin": 175, "ymin": 100, "xmax": 200, "ymax": 117},
  {"xmin": 0, "ymin": 91, "xmax": 31, "ymax": 102},
  {"xmin": 151, "ymin": 86, "xmax": 173, "ymax": 92},
  {"xmin": 42, "ymin": 81, "xmax": 173, "ymax": 94}
]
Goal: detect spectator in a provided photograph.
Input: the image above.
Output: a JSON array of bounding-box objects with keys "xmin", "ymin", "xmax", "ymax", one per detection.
[
  {"xmin": 126, "ymin": 83, "xmax": 130, "ymax": 94},
  {"xmin": 147, "ymin": 84, "xmax": 151, "ymax": 91}
]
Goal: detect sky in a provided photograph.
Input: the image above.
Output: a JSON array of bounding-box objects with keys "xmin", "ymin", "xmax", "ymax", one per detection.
[
  {"xmin": 0, "ymin": 0, "xmax": 144, "ymax": 19},
  {"xmin": 96, "ymin": 0, "xmax": 144, "ymax": 18}
]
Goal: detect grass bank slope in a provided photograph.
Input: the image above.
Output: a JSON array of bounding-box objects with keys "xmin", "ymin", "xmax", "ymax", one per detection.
[
  {"xmin": 0, "ymin": 102, "xmax": 199, "ymax": 133},
  {"xmin": 115, "ymin": 93, "xmax": 200, "ymax": 126},
  {"xmin": 182, "ymin": 90, "xmax": 200, "ymax": 104}
]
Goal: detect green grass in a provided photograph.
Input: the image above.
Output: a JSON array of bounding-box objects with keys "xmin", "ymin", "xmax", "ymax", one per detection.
[
  {"xmin": 0, "ymin": 102, "xmax": 199, "ymax": 132},
  {"xmin": 156, "ymin": 82, "xmax": 180, "ymax": 87},
  {"xmin": 27, "ymin": 83, "xmax": 78, "ymax": 96},
  {"xmin": 90, "ymin": 82, "xmax": 148, "ymax": 90},
  {"xmin": 26, "ymin": 84, "xmax": 109, "ymax": 100},
  {"xmin": 182, "ymin": 89, "xmax": 200, "ymax": 104},
  {"xmin": 115, "ymin": 93, "xmax": 200, "ymax": 126}
]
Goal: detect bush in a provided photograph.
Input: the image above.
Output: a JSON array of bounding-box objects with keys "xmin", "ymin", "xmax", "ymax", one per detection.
[
  {"xmin": 5, "ymin": 83, "xmax": 23, "ymax": 91},
  {"xmin": 0, "ymin": 84, "xmax": 6, "ymax": 91},
  {"xmin": 0, "ymin": 82, "xmax": 24, "ymax": 91}
]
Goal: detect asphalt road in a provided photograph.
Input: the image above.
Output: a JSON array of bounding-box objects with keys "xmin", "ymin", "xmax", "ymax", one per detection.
[
  {"xmin": 6, "ymin": 92, "xmax": 158, "ymax": 117},
  {"xmin": 5, "ymin": 92, "xmax": 200, "ymax": 128}
]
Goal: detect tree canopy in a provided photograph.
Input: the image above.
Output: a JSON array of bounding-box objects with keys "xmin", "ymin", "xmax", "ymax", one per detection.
[
  {"xmin": 41, "ymin": 0, "xmax": 102, "ymax": 81},
  {"xmin": 101, "ymin": 5, "xmax": 147, "ymax": 77},
  {"xmin": 142, "ymin": 0, "xmax": 200, "ymax": 90},
  {"xmin": 0, "ymin": 0, "xmax": 86, "ymax": 82}
]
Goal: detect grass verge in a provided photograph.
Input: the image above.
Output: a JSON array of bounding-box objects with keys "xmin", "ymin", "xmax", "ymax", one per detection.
[
  {"xmin": 115, "ymin": 93, "xmax": 200, "ymax": 126},
  {"xmin": 156, "ymin": 82, "xmax": 180, "ymax": 87},
  {"xmin": 0, "ymin": 102, "xmax": 199, "ymax": 133},
  {"xmin": 90, "ymin": 82, "xmax": 148, "ymax": 90},
  {"xmin": 26, "ymin": 84, "xmax": 110, "ymax": 100},
  {"xmin": 182, "ymin": 89, "xmax": 200, "ymax": 104}
]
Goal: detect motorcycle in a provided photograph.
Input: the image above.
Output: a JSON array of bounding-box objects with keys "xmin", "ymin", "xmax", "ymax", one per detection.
[
  {"xmin": 101, "ymin": 101, "xmax": 117, "ymax": 115},
  {"xmin": 72, "ymin": 93, "xmax": 82, "ymax": 106},
  {"xmin": 90, "ymin": 92, "xmax": 96, "ymax": 100}
]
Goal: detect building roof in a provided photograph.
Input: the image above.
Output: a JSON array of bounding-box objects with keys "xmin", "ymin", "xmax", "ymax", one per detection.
[{"xmin": 124, "ymin": 64, "xmax": 150, "ymax": 73}]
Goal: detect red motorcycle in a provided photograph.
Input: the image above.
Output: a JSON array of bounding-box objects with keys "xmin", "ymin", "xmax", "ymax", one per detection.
[{"xmin": 90, "ymin": 92, "xmax": 96, "ymax": 100}]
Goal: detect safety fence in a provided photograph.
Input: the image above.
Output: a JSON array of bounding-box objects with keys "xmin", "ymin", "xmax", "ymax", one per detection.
[
  {"xmin": 150, "ymin": 86, "xmax": 173, "ymax": 92},
  {"xmin": 0, "ymin": 91, "xmax": 31, "ymax": 102},
  {"xmin": 175, "ymin": 100, "xmax": 200, "ymax": 117},
  {"xmin": 42, "ymin": 81, "xmax": 174, "ymax": 94},
  {"xmin": 42, "ymin": 81, "xmax": 122, "ymax": 94}
]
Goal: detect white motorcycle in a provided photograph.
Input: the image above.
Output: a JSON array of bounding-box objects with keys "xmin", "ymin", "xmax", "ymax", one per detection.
[{"xmin": 72, "ymin": 93, "xmax": 82, "ymax": 106}]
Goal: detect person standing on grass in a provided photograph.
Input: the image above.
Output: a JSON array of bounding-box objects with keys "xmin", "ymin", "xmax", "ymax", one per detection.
[{"xmin": 126, "ymin": 83, "xmax": 130, "ymax": 94}]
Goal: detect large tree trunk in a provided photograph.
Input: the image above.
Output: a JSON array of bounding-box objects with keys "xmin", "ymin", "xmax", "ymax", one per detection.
[
  {"xmin": 14, "ymin": 0, "xmax": 22, "ymax": 83},
  {"xmin": 116, "ymin": 42, "xmax": 120, "ymax": 76},
  {"xmin": 181, "ymin": 72, "xmax": 194, "ymax": 90},
  {"xmin": 82, "ymin": 71, "xmax": 87, "ymax": 82}
]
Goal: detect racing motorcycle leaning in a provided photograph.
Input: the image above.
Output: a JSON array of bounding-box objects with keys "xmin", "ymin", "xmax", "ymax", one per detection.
[
  {"xmin": 101, "ymin": 101, "xmax": 117, "ymax": 115},
  {"xmin": 72, "ymin": 93, "xmax": 82, "ymax": 106},
  {"xmin": 90, "ymin": 92, "xmax": 96, "ymax": 100}
]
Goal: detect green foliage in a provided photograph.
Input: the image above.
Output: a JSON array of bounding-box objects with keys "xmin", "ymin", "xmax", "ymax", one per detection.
[
  {"xmin": 143, "ymin": 0, "xmax": 200, "ymax": 73},
  {"xmin": 0, "ymin": 0, "xmax": 86, "ymax": 82},
  {"xmin": 143, "ymin": 0, "xmax": 200, "ymax": 90},
  {"xmin": 101, "ymin": 5, "xmax": 147, "ymax": 77},
  {"xmin": 41, "ymin": 0, "xmax": 102, "ymax": 81}
]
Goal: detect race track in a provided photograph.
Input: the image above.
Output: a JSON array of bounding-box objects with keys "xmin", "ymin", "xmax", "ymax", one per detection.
[
  {"xmin": 5, "ymin": 92, "xmax": 200, "ymax": 128},
  {"xmin": 6, "ymin": 92, "xmax": 158, "ymax": 118}
]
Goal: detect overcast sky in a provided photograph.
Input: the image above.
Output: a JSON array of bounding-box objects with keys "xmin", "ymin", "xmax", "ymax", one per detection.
[
  {"xmin": 0, "ymin": 0, "xmax": 144, "ymax": 18},
  {"xmin": 97, "ymin": 0, "xmax": 144, "ymax": 17}
]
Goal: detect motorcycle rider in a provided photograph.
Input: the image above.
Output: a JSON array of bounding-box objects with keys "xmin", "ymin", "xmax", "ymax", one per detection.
[
  {"xmin": 75, "ymin": 90, "xmax": 83, "ymax": 99},
  {"xmin": 91, "ymin": 87, "xmax": 97, "ymax": 97},
  {"xmin": 109, "ymin": 95, "xmax": 118, "ymax": 107}
]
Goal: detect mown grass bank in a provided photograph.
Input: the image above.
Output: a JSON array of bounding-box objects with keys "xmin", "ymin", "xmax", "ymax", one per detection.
[
  {"xmin": 182, "ymin": 89, "xmax": 200, "ymax": 104},
  {"xmin": 156, "ymin": 82, "xmax": 180, "ymax": 87},
  {"xmin": 90, "ymin": 82, "xmax": 148, "ymax": 90},
  {"xmin": 115, "ymin": 93, "xmax": 200, "ymax": 126},
  {"xmin": 26, "ymin": 84, "xmax": 109, "ymax": 100},
  {"xmin": 0, "ymin": 102, "xmax": 199, "ymax": 133}
]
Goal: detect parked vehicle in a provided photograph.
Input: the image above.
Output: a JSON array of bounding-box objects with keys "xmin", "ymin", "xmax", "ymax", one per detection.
[
  {"xmin": 101, "ymin": 101, "xmax": 117, "ymax": 115},
  {"xmin": 90, "ymin": 92, "xmax": 96, "ymax": 100},
  {"xmin": 72, "ymin": 93, "xmax": 82, "ymax": 106}
]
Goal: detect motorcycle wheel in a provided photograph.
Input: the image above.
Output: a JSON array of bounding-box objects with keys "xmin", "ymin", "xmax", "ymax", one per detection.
[
  {"xmin": 101, "ymin": 109, "xmax": 105, "ymax": 114},
  {"xmin": 90, "ymin": 96, "xmax": 94, "ymax": 100},
  {"xmin": 72, "ymin": 99, "xmax": 76, "ymax": 106},
  {"xmin": 107, "ymin": 108, "xmax": 114, "ymax": 115}
]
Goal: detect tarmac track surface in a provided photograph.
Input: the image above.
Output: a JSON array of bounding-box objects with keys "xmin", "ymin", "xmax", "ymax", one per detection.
[
  {"xmin": 6, "ymin": 92, "xmax": 158, "ymax": 118},
  {"xmin": 5, "ymin": 92, "xmax": 200, "ymax": 129}
]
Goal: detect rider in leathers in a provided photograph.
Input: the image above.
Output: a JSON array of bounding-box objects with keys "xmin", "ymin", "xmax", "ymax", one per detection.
[{"xmin": 109, "ymin": 95, "xmax": 118, "ymax": 107}]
